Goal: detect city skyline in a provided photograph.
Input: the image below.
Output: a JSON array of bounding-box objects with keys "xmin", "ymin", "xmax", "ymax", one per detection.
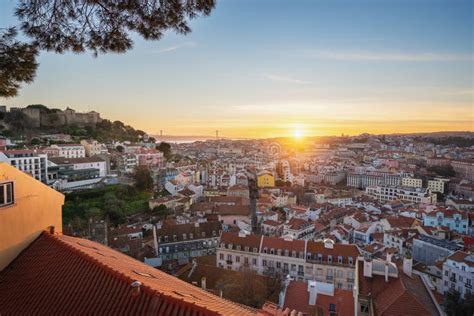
[{"xmin": 0, "ymin": 0, "xmax": 472, "ymax": 138}]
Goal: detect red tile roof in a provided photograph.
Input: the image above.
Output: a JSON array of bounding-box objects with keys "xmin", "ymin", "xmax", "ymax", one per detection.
[
  {"xmin": 0, "ymin": 232, "xmax": 254, "ymax": 315},
  {"xmin": 261, "ymin": 236, "xmax": 305, "ymax": 253},
  {"xmin": 357, "ymin": 260, "xmax": 440, "ymax": 315},
  {"xmin": 283, "ymin": 281, "xmax": 354, "ymax": 315}
]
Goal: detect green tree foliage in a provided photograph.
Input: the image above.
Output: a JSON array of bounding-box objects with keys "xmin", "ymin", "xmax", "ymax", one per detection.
[
  {"xmin": 133, "ymin": 166, "xmax": 154, "ymax": 191},
  {"xmin": 427, "ymin": 165, "xmax": 456, "ymax": 178},
  {"xmin": 1, "ymin": 0, "xmax": 216, "ymax": 97},
  {"xmin": 444, "ymin": 290, "xmax": 474, "ymax": 316},
  {"xmin": 0, "ymin": 28, "xmax": 38, "ymax": 97},
  {"xmin": 426, "ymin": 137, "xmax": 474, "ymax": 148},
  {"xmin": 157, "ymin": 142, "xmax": 172, "ymax": 160},
  {"xmin": 63, "ymin": 185, "xmax": 151, "ymax": 228}
]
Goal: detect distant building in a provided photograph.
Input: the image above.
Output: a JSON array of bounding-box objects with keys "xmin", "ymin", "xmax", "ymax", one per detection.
[
  {"xmin": 402, "ymin": 177, "xmax": 423, "ymax": 188},
  {"xmin": 80, "ymin": 139, "xmax": 108, "ymax": 157},
  {"xmin": 366, "ymin": 185, "xmax": 437, "ymax": 204},
  {"xmin": 50, "ymin": 144, "xmax": 86, "ymax": 158},
  {"xmin": 257, "ymin": 171, "xmax": 275, "ymax": 188},
  {"xmin": 412, "ymin": 235, "xmax": 462, "ymax": 265},
  {"xmin": 442, "ymin": 251, "xmax": 474, "ymax": 298},
  {"xmin": 0, "ymin": 149, "xmax": 49, "ymax": 183},
  {"xmin": 423, "ymin": 209, "xmax": 469, "ymax": 235},
  {"xmin": 217, "ymin": 233, "xmax": 358, "ymax": 290},
  {"xmin": 153, "ymin": 221, "xmax": 222, "ymax": 265},
  {"xmin": 427, "ymin": 177, "xmax": 449, "ymax": 193}
]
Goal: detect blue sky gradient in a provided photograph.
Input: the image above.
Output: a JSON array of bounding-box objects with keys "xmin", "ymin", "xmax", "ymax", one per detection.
[{"xmin": 1, "ymin": 0, "xmax": 472, "ymax": 137}]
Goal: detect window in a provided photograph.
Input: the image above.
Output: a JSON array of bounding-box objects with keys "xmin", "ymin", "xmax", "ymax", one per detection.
[
  {"xmin": 328, "ymin": 255, "xmax": 333, "ymax": 263},
  {"xmin": 244, "ymin": 257, "xmax": 249, "ymax": 265},
  {"xmin": 236, "ymin": 256, "xmax": 240, "ymax": 263},
  {"xmin": 348, "ymin": 257, "xmax": 353, "ymax": 265},
  {"xmin": 252, "ymin": 258, "xmax": 257, "ymax": 265},
  {"xmin": 262, "ymin": 260, "xmax": 267, "ymax": 267},
  {"xmin": 338, "ymin": 256, "xmax": 343, "ymax": 264},
  {"xmin": 276, "ymin": 261, "xmax": 281, "ymax": 269},
  {"xmin": 0, "ymin": 182, "xmax": 14, "ymax": 207},
  {"xmin": 227, "ymin": 254, "xmax": 232, "ymax": 261},
  {"xmin": 219, "ymin": 253, "xmax": 224, "ymax": 260}
]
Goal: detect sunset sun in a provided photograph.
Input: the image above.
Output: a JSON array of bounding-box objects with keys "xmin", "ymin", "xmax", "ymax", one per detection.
[{"xmin": 293, "ymin": 128, "xmax": 303, "ymax": 139}]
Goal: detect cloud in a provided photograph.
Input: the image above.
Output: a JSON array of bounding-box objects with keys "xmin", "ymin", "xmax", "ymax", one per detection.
[
  {"xmin": 263, "ymin": 74, "xmax": 311, "ymax": 84},
  {"xmin": 157, "ymin": 42, "xmax": 196, "ymax": 53},
  {"xmin": 306, "ymin": 51, "xmax": 474, "ymax": 62}
]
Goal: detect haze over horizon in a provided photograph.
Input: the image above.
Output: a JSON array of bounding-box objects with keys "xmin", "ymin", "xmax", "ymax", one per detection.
[{"xmin": 0, "ymin": 0, "xmax": 472, "ymax": 138}]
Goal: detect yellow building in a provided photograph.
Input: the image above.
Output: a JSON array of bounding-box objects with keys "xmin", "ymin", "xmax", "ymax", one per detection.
[
  {"xmin": 0, "ymin": 163, "xmax": 64, "ymax": 270},
  {"xmin": 257, "ymin": 171, "xmax": 275, "ymax": 188}
]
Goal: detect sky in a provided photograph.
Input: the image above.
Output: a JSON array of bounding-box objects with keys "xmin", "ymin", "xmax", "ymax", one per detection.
[{"xmin": 0, "ymin": 0, "xmax": 473, "ymax": 138}]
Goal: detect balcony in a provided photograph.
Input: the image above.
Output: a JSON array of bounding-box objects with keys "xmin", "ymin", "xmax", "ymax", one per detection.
[
  {"xmin": 347, "ymin": 278, "xmax": 355, "ymax": 283},
  {"xmin": 298, "ymin": 271, "xmax": 304, "ymax": 276},
  {"xmin": 466, "ymin": 283, "xmax": 472, "ymax": 289},
  {"xmin": 326, "ymin": 275, "xmax": 334, "ymax": 281},
  {"xmin": 450, "ymin": 276, "xmax": 456, "ymax": 282},
  {"xmin": 226, "ymin": 260, "xmax": 233, "ymax": 265}
]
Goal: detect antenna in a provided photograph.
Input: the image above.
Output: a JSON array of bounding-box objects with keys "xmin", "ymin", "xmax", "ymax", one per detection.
[{"xmin": 216, "ymin": 130, "xmax": 219, "ymax": 139}]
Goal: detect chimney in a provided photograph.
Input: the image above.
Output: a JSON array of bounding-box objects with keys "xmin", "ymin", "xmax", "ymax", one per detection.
[
  {"xmin": 49, "ymin": 226, "xmax": 55, "ymax": 234},
  {"xmin": 153, "ymin": 225, "xmax": 159, "ymax": 255},
  {"xmin": 386, "ymin": 252, "xmax": 392, "ymax": 263},
  {"xmin": 363, "ymin": 256, "xmax": 373, "ymax": 278},
  {"xmin": 384, "ymin": 262, "xmax": 389, "ymax": 282},
  {"xmin": 131, "ymin": 281, "xmax": 142, "ymax": 297},
  {"xmin": 307, "ymin": 281, "xmax": 317, "ymax": 306},
  {"xmin": 201, "ymin": 277, "xmax": 207, "ymax": 291},
  {"xmin": 403, "ymin": 254, "xmax": 413, "ymax": 277}
]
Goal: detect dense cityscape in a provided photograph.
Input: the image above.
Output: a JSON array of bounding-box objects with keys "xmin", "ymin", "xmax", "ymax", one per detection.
[
  {"xmin": 0, "ymin": 104, "xmax": 473, "ymax": 315},
  {"xmin": 1, "ymin": 0, "xmax": 472, "ymax": 315}
]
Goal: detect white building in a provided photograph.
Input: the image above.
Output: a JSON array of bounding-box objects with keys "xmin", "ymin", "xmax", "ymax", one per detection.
[
  {"xmin": 442, "ymin": 251, "xmax": 474, "ymax": 298},
  {"xmin": 402, "ymin": 177, "xmax": 423, "ymax": 188},
  {"xmin": 366, "ymin": 185, "xmax": 437, "ymax": 204},
  {"xmin": 428, "ymin": 178, "xmax": 449, "ymax": 194},
  {"xmin": 51, "ymin": 144, "xmax": 86, "ymax": 158},
  {"xmin": 0, "ymin": 150, "xmax": 48, "ymax": 183}
]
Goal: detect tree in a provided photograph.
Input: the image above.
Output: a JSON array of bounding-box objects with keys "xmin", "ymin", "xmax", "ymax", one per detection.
[
  {"xmin": 0, "ymin": 28, "xmax": 38, "ymax": 97},
  {"xmin": 1, "ymin": 0, "xmax": 216, "ymax": 97},
  {"xmin": 157, "ymin": 142, "xmax": 172, "ymax": 160},
  {"xmin": 134, "ymin": 166, "xmax": 154, "ymax": 191},
  {"xmin": 427, "ymin": 165, "xmax": 456, "ymax": 178},
  {"xmin": 444, "ymin": 290, "xmax": 474, "ymax": 316}
]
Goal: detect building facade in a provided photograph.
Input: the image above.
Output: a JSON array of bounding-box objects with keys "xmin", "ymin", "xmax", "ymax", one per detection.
[{"xmin": 217, "ymin": 233, "xmax": 358, "ymax": 290}]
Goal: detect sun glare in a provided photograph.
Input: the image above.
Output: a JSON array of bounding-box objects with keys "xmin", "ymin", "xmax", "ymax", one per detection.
[{"xmin": 293, "ymin": 129, "xmax": 303, "ymax": 139}]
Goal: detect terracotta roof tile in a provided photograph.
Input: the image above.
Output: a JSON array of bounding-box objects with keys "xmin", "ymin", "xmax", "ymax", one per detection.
[{"xmin": 0, "ymin": 232, "xmax": 254, "ymax": 315}]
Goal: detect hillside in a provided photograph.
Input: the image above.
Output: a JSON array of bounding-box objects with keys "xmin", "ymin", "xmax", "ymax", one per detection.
[{"xmin": 0, "ymin": 104, "xmax": 149, "ymax": 143}]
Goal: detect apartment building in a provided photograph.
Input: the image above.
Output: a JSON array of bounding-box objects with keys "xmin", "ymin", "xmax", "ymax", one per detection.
[
  {"xmin": 428, "ymin": 178, "xmax": 449, "ymax": 194},
  {"xmin": 80, "ymin": 139, "xmax": 108, "ymax": 157},
  {"xmin": 154, "ymin": 221, "xmax": 222, "ymax": 263},
  {"xmin": 347, "ymin": 172, "xmax": 405, "ymax": 189},
  {"xmin": 402, "ymin": 177, "xmax": 423, "ymax": 188},
  {"xmin": 365, "ymin": 185, "xmax": 437, "ymax": 204},
  {"xmin": 423, "ymin": 209, "xmax": 469, "ymax": 235},
  {"xmin": 442, "ymin": 251, "xmax": 474, "ymax": 298},
  {"xmin": 412, "ymin": 235, "xmax": 462, "ymax": 265},
  {"xmin": 0, "ymin": 150, "xmax": 48, "ymax": 183},
  {"xmin": 217, "ymin": 232, "xmax": 358, "ymax": 290},
  {"xmin": 452, "ymin": 159, "xmax": 474, "ymax": 182},
  {"xmin": 51, "ymin": 144, "xmax": 86, "ymax": 158}
]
